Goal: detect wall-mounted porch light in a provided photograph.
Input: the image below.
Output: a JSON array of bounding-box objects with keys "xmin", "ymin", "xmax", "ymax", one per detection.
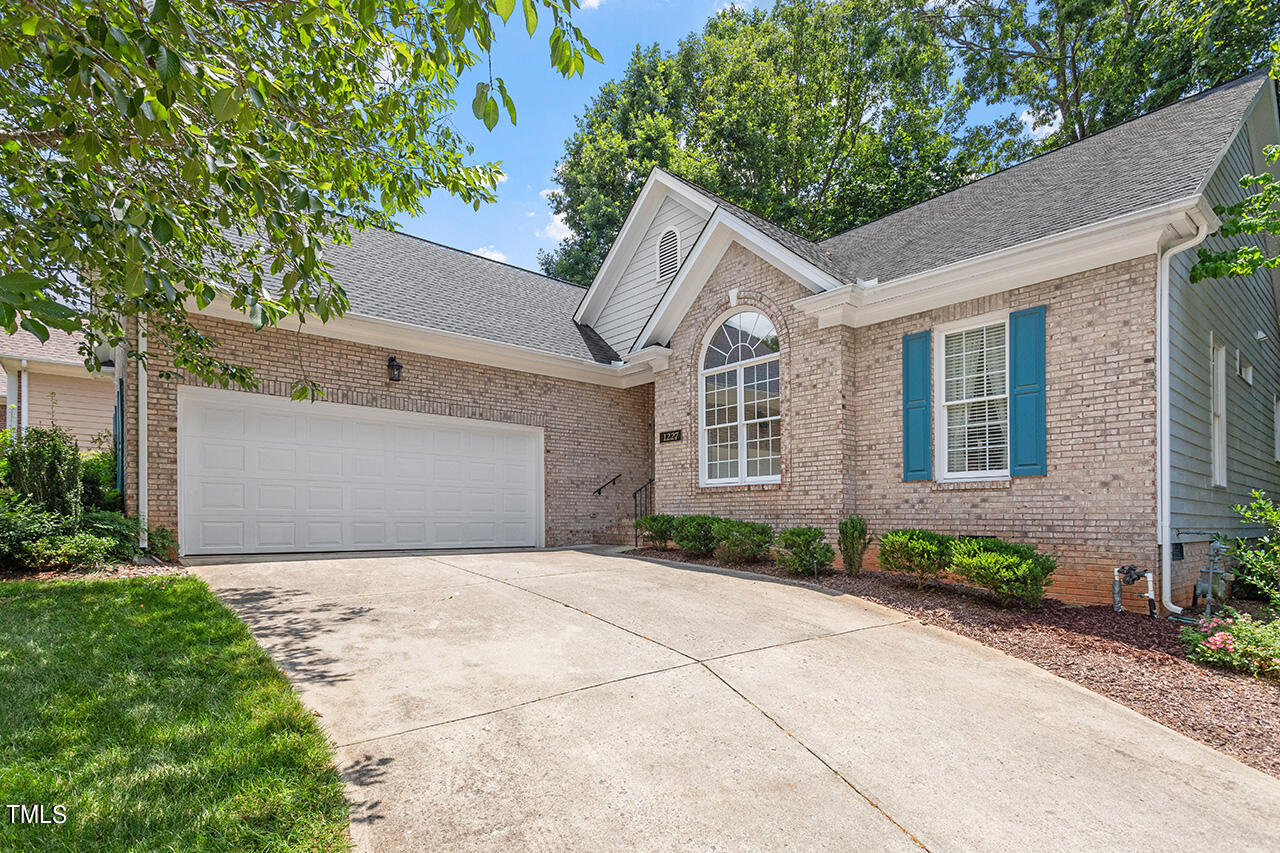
[{"xmin": 386, "ymin": 356, "xmax": 403, "ymax": 382}]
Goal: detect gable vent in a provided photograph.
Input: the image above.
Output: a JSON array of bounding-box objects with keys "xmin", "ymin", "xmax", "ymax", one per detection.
[{"xmin": 657, "ymin": 228, "xmax": 680, "ymax": 281}]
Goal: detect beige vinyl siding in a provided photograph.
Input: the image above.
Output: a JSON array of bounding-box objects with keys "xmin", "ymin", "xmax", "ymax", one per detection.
[
  {"xmin": 1168, "ymin": 122, "xmax": 1280, "ymax": 539},
  {"xmin": 592, "ymin": 195, "xmax": 709, "ymax": 354},
  {"xmin": 25, "ymin": 373, "xmax": 115, "ymax": 450}
]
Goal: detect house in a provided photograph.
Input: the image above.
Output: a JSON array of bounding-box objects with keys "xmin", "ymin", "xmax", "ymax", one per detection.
[
  {"xmin": 120, "ymin": 70, "xmax": 1280, "ymax": 612},
  {"xmin": 1, "ymin": 329, "xmax": 117, "ymax": 450}
]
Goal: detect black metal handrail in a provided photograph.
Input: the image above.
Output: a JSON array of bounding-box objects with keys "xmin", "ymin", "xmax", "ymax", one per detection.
[
  {"xmin": 632, "ymin": 478, "xmax": 655, "ymax": 546},
  {"xmin": 593, "ymin": 474, "xmax": 621, "ymax": 496}
]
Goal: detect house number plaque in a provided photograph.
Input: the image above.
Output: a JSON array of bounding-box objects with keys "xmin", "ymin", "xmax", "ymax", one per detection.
[{"xmin": 659, "ymin": 429, "xmax": 683, "ymax": 444}]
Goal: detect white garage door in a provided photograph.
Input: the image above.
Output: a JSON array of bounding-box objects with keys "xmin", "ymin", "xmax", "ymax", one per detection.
[{"xmin": 178, "ymin": 388, "xmax": 543, "ymax": 555}]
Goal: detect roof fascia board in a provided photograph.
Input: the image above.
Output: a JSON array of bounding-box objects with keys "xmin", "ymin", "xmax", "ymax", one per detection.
[
  {"xmin": 198, "ymin": 299, "xmax": 656, "ymax": 389},
  {"xmin": 795, "ymin": 197, "xmax": 1205, "ymax": 329},
  {"xmin": 574, "ymin": 170, "xmax": 717, "ymax": 326},
  {"xmin": 633, "ymin": 209, "xmax": 844, "ymax": 350},
  {"xmin": 0, "ymin": 355, "xmax": 113, "ymax": 379}
]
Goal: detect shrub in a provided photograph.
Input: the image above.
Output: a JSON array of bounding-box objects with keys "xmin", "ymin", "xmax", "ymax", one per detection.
[
  {"xmin": 81, "ymin": 510, "xmax": 141, "ymax": 562},
  {"xmin": 26, "ymin": 532, "xmax": 114, "ymax": 571},
  {"xmin": 81, "ymin": 448, "xmax": 123, "ymax": 512},
  {"xmin": 673, "ymin": 515, "xmax": 722, "ymax": 558},
  {"xmin": 0, "ymin": 499, "xmax": 71, "ymax": 567},
  {"xmin": 777, "ymin": 526, "xmax": 835, "ymax": 575},
  {"xmin": 1180, "ymin": 609, "xmax": 1280, "ymax": 680},
  {"xmin": 950, "ymin": 537, "xmax": 1057, "ymax": 607},
  {"xmin": 837, "ymin": 515, "xmax": 871, "ymax": 578},
  {"xmin": 145, "ymin": 524, "xmax": 180, "ymax": 562},
  {"xmin": 713, "ymin": 519, "xmax": 774, "ymax": 565},
  {"xmin": 877, "ymin": 529, "xmax": 953, "ymax": 589},
  {"xmin": 634, "ymin": 514, "xmax": 677, "ymax": 549},
  {"xmin": 4, "ymin": 425, "xmax": 83, "ymax": 519},
  {"xmin": 1229, "ymin": 491, "xmax": 1280, "ymax": 608}
]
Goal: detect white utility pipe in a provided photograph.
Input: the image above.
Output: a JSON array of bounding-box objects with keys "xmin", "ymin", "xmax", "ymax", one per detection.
[
  {"xmin": 1156, "ymin": 212, "xmax": 1212, "ymax": 616},
  {"xmin": 19, "ymin": 364, "xmax": 28, "ymax": 432},
  {"xmin": 137, "ymin": 319, "xmax": 148, "ymax": 550}
]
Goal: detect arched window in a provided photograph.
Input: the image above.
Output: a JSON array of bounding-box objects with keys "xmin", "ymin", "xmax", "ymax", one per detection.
[
  {"xmin": 700, "ymin": 311, "xmax": 781, "ymax": 484},
  {"xmin": 657, "ymin": 228, "xmax": 680, "ymax": 281}
]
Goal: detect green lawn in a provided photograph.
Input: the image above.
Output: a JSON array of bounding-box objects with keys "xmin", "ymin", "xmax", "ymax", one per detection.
[{"xmin": 0, "ymin": 576, "xmax": 349, "ymax": 852}]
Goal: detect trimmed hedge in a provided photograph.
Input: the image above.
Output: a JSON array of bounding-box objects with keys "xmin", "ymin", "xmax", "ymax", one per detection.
[
  {"xmin": 877, "ymin": 529, "xmax": 953, "ymax": 589},
  {"xmin": 713, "ymin": 519, "xmax": 774, "ymax": 565},
  {"xmin": 950, "ymin": 537, "xmax": 1057, "ymax": 607},
  {"xmin": 634, "ymin": 514, "xmax": 677, "ymax": 549},
  {"xmin": 673, "ymin": 515, "xmax": 723, "ymax": 557},
  {"xmin": 777, "ymin": 526, "xmax": 834, "ymax": 575}
]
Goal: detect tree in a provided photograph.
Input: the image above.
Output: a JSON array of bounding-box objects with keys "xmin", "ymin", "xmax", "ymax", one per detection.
[
  {"xmin": 1, "ymin": 0, "xmax": 599, "ymax": 395},
  {"xmin": 921, "ymin": 0, "xmax": 1280, "ymax": 147},
  {"xmin": 539, "ymin": 0, "xmax": 979, "ymax": 284},
  {"xmin": 1190, "ymin": 55, "xmax": 1280, "ymax": 283}
]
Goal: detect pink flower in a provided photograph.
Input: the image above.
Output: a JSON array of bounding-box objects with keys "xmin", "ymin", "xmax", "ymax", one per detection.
[{"xmin": 1202, "ymin": 631, "xmax": 1235, "ymax": 652}]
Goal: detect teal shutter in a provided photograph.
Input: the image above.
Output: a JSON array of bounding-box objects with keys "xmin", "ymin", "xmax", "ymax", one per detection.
[
  {"xmin": 902, "ymin": 331, "xmax": 932, "ymax": 481},
  {"xmin": 1009, "ymin": 305, "xmax": 1047, "ymax": 476}
]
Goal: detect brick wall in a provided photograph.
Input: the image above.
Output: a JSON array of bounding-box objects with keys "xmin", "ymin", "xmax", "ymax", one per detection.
[
  {"xmin": 854, "ymin": 256, "xmax": 1161, "ymax": 607},
  {"xmin": 125, "ymin": 314, "xmax": 653, "ymax": 550},
  {"xmin": 651, "ymin": 244, "xmax": 1161, "ymax": 607},
  {"xmin": 653, "ymin": 243, "xmax": 854, "ymax": 533}
]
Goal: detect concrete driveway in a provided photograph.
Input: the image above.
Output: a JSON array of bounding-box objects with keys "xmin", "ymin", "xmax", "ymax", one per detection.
[{"xmin": 192, "ymin": 548, "xmax": 1280, "ymax": 852}]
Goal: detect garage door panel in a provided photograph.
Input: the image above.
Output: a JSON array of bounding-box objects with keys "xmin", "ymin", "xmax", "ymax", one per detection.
[{"xmin": 180, "ymin": 390, "xmax": 541, "ymax": 555}]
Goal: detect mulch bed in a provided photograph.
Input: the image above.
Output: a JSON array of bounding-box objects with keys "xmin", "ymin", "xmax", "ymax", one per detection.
[
  {"xmin": 0, "ymin": 560, "xmax": 188, "ymax": 583},
  {"xmin": 627, "ymin": 547, "xmax": 1280, "ymax": 779}
]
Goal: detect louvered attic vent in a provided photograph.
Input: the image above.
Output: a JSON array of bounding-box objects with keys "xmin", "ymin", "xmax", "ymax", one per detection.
[{"xmin": 657, "ymin": 229, "xmax": 680, "ymax": 280}]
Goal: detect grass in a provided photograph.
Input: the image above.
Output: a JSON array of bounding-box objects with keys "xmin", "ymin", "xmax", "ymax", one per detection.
[{"xmin": 0, "ymin": 576, "xmax": 349, "ymax": 852}]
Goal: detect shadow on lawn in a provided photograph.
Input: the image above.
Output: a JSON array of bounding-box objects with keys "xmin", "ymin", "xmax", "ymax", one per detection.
[{"xmin": 215, "ymin": 587, "xmax": 373, "ymax": 687}]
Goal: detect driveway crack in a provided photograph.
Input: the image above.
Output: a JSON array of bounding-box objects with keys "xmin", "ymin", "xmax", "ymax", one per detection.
[{"xmin": 699, "ymin": 662, "xmax": 932, "ymax": 852}]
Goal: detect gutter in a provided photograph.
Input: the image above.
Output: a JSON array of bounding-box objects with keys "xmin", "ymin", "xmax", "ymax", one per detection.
[{"xmin": 1156, "ymin": 207, "xmax": 1215, "ymax": 616}]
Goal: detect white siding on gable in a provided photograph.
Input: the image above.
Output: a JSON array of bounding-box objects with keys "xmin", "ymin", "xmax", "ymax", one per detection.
[
  {"xmin": 1168, "ymin": 123, "xmax": 1280, "ymax": 539},
  {"xmin": 593, "ymin": 194, "xmax": 709, "ymax": 354}
]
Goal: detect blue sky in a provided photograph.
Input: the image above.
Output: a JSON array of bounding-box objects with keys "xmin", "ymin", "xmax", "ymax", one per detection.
[{"xmin": 400, "ymin": 0, "xmax": 1029, "ymax": 274}]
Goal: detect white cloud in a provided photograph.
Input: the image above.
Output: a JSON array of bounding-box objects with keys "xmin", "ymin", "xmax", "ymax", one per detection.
[
  {"xmin": 581, "ymin": 0, "xmax": 602, "ymax": 8},
  {"xmin": 539, "ymin": 187, "xmax": 556, "ymax": 200},
  {"xmin": 472, "ymin": 245, "xmax": 508, "ymax": 262},
  {"xmin": 494, "ymin": 172, "xmax": 508, "ymax": 184},
  {"xmin": 538, "ymin": 212, "xmax": 573, "ymax": 242},
  {"xmin": 526, "ymin": 211, "xmax": 536, "ymax": 218},
  {"xmin": 1020, "ymin": 108, "xmax": 1062, "ymax": 141}
]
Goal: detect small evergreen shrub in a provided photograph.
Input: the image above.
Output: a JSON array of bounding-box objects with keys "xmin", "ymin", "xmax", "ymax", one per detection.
[
  {"xmin": 1181, "ymin": 609, "xmax": 1280, "ymax": 680},
  {"xmin": 27, "ymin": 532, "xmax": 113, "ymax": 571},
  {"xmin": 0, "ymin": 499, "xmax": 70, "ymax": 567},
  {"xmin": 4, "ymin": 426, "xmax": 83, "ymax": 518},
  {"xmin": 877, "ymin": 529, "xmax": 953, "ymax": 589},
  {"xmin": 81, "ymin": 448, "xmax": 123, "ymax": 512},
  {"xmin": 81, "ymin": 510, "xmax": 142, "ymax": 562},
  {"xmin": 673, "ymin": 515, "xmax": 722, "ymax": 558},
  {"xmin": 837, "ymin": 515, "xmax": 871, "ymax": 578},
  {"xmin": 1228, "ymin": 491, "xmax": 1280, "ymax": 608},
  {"xmin": 950, "ymin": 537, "xmax": 1057, "ymax": 607},
  {"xmin": 777, "ymin": 526, "xmax": 835, "ymax": 575},
  {"xmin": 713, "ymin": 519, "xmax": 774, "ymax": 565},
  {"xmin": 634, "ymin": 514, "xmax": 677, "ymax": 549}
]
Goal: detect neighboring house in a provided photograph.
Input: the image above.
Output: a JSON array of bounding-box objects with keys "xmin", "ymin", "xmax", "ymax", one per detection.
[
  {"xmin": 1, "ymin": 329, "xmax": 117, "ymax": 450},
  {"xmin": 121, "ymin": 71, "xmax": 1280, "ymax": 613}
]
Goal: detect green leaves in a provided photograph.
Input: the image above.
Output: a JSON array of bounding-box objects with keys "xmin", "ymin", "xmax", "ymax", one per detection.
[{"xmin": 1, "ymin": 0, "xmax": 597, "ymax": 388}]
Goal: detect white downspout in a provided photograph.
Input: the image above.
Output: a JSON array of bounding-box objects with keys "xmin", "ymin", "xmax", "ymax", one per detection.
[
  {"xmin": 1157, "ymin": 211, "xmax": 1212, "ymax": 616},
  {"xmin": 19, "ymin": 363, "xmax": 28, "ymax": 432},
  {"xmin": 137, "ymin": 320, "xmax": 149, "ymax": 550},
  {"xmin": 4, "ymin": 369, "xmax": 16, "ymax": 431}
]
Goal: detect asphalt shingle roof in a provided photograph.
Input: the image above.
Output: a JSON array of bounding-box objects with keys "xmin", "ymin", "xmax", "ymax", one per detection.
[
  {"xmin": 0, "ymin": 329, "xmax": 88, "ymax": 365},
  {"xmin": 818, "ymin": 71, "xmax": 1272, "ymax": 283},
  {"xmin": 268, "ymin": 228, "xmax": 617, "ymax": 364}
]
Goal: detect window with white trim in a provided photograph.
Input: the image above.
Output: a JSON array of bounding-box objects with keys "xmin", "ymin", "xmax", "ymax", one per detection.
[
  {"xmin": 700, "ymin": 311, "xmax": 781, "ymax": 484},
  {"xmin": 939, "ymin": 320, "xmax": 1009, "ymax": 479},
  {"xmin": 657, "ymin": 228, "xmax": 680, "ymax": 281},
  {"xmin": 1211, "ymin": 336, "xmax": 1227, "ymax": 487}
]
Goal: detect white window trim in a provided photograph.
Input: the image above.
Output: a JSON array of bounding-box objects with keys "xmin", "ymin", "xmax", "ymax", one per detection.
[
  {"xmin": 933, "ymin": 311, "xmax": 1012, "ymax": 483},
  {"xmin": 698, "ymin": 311, "xmax": 781, "ymax": 487},
  {"xmin": 1211, "ymin": 333, "xmax": 1227, "ymax": 488},
  {"xmin": 656, "ymin": 228, "xmax": 680, "ymax": 282}
]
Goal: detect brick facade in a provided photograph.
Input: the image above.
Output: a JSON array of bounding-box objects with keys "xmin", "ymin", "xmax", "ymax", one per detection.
[
  {"xmin": 651, "ymin": 243, "xmax": 1162, "ymax": 607},
  {"xmin": 125, "ymin": 315, "xmax": 654, "ymax": 550}
]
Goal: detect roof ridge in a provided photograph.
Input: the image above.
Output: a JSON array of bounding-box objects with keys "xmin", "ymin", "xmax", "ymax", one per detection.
[{"xmin": 819, "ymin": 68, "xmax": 1273, "ymax": 247}]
